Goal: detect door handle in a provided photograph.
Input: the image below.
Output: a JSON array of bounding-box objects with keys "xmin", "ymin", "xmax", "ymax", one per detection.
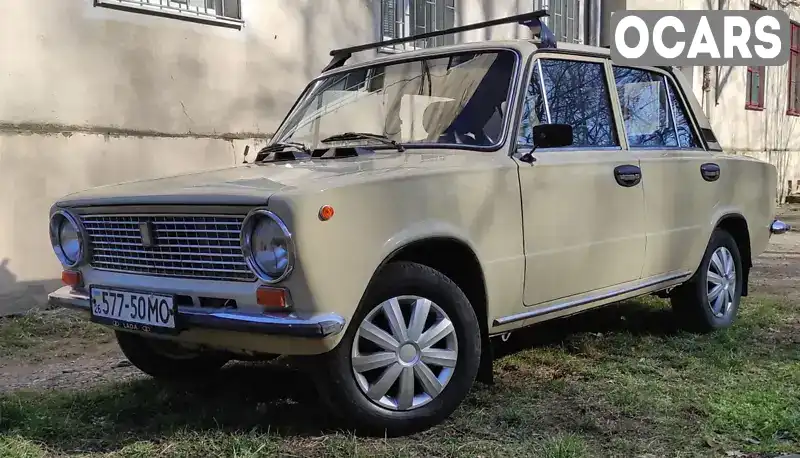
[
  {"xmin": 701, "ymin": 163, "xmax": 721, "ymax": 182},
  {"xmin": 614, "ymin": 164, "xmax": 642, "ymax": 187}
]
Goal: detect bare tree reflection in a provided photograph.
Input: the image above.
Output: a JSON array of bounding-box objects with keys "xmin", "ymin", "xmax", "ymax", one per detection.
[
  {"xmin": 519, "ymin": 59, "xmax": 618, "ymax": 147},
  {"xmin": 612, "ymin": 67, "xmax": 700, "ymax": 149}
]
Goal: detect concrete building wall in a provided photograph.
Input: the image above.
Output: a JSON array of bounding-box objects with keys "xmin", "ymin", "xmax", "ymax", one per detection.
[
  {"xmin": 0, "ymin": 0, "xmax": 532, "ymax": 314},
  {"xmin": 705, "ymin": 0, "xmax": 800, "ymax": 203},
  {"xmin": 601, "ymin": 0, "xmax": 800, "ymax": 202}
]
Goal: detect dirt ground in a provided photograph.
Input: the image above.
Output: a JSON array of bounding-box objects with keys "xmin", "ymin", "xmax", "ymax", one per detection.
[
  {"xmin": 748, "ymin": 205, "xmax": 800, "ymax": 302},
  {"xmin": 1, "ymin": 206, "xmax": 798, "ymax": 394},
  {"xmin": 0, "ymin": 340, "xmax": 136, "ymax": 392}
]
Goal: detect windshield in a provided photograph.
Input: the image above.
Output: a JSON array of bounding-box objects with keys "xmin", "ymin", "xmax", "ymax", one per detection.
[{"xmin": 272, "ymin": 50, "xmax": 518, "ymax": 150}]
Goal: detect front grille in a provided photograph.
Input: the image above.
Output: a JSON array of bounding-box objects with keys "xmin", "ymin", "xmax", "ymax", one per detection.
[{"xmin": 80, "ymin": 214, "xmax": 255, "ymax": 282}]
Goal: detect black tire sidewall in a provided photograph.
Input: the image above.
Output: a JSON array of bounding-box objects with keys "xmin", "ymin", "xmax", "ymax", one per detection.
[
  {"xmin": 693, "ymin": 229, "xmax": 744, "ymax": 329},
  {"xmin": 317, "ymin": 261, "xmax": 481, "ymax": 435}
]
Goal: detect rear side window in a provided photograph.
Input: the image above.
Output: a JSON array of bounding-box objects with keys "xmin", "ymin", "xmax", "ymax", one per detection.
[
  {"xmin": 666, "ymin": 83, "xmax": 700, "ymax": 148},
  {"xmin": 518, "ymin": 59, "xmax": 619, "ymax": 148},
  {"xmin": 613, "ymin": 66, "xmax": 700, "ymax": 149}
]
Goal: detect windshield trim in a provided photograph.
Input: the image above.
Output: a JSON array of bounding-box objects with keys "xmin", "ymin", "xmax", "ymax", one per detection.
[{"xmin": 269, "ymin": 46, "xmax": 524, "ymax": 154}]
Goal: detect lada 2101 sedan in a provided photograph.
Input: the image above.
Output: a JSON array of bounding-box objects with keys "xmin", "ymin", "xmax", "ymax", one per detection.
[{"xmin": 47, "ymin": 11, "xmax": 791, "ymax": 436}]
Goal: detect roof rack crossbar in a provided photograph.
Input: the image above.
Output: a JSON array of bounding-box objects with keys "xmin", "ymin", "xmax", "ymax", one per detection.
[{"xmin": 321, "ymin": 9, "xmax": 550, "ymax": 73}]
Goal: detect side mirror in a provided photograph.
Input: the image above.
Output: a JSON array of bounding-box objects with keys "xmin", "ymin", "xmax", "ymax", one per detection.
[{"xmin": 532, "ymin": 123, "xmax": 573, "ymax": 148}]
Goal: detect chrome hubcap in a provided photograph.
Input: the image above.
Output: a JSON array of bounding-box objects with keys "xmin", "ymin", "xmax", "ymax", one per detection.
[
  {"xmin": 351, "ymin": 295, "xmax": 458, "ymax": 411},
  {"xmin": 707, "ymin": 246, "xmax": 737, "ymax": 318}
]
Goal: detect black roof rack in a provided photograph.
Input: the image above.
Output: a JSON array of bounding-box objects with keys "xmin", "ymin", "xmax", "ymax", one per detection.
[{"xmin": 322, "ymin": 9, "xmax": 554, "ymax": 73}]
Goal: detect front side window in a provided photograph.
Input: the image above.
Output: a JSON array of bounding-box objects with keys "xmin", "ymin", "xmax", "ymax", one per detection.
[
  {"xmin": 273, "ymin": 50, "xmax": 517, "ymax": 149},
  {"xmin": 613, "ymin": 66, "xmax": 699, "ymax": 149},
  {"xmin": 518, "ymin": 58, "xmax": 618, "ymax": 148}
]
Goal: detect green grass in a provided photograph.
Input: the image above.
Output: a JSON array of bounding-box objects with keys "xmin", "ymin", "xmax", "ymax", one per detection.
[
  {"xmin": 1, "ymin": 296, "xmax": 798, "ymax": 457},
  {"xmin": 0, "ymin": 309, "xmax": 112, "ymax": 360}
]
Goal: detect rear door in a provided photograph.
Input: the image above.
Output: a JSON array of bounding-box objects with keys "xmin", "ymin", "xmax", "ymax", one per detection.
[
  {"xmin": 610, "ymin": 65, "xmax": 716, "ymax": 279},
  {"xmin": 515, "ymin": 55, "xmax": 647, "ymax": 307}
]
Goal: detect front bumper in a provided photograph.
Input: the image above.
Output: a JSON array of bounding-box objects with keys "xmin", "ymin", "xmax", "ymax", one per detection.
[{"xmin": 48, "ymin": 286, "xmax": 346, "ymax": 338}]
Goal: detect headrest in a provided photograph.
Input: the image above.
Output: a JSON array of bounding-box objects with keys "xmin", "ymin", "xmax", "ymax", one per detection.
[{"xmin": 422, "ymin": 100, "xmax": 457, "ymax": 135}]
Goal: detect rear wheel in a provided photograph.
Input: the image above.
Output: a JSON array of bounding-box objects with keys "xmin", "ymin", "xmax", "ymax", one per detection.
[
  {"xmin": 671, "ymin": 228, "xmax": 743, "ymax": 333},
  {"xmin": 115, "ymin": 331, "xmax": 229, "ymax": 379},
  {"xmin": 314, "ymin": 261, "xmax": 481, "ymax": 436}
]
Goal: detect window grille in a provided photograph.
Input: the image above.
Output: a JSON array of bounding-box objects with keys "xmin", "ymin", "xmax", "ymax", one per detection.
[
  {"xmin": 380, "ymin": 0, "xmax": 456, "ymax": 51},
  {"xmin": 533, "ymin": 0, "xmax": 584, "ymax": 44},
  {"xmin": 96, "ymin": 0, "xmax": 242, "ymax": 25}
]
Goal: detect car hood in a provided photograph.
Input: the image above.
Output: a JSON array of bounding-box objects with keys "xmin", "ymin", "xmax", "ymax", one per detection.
[{"xmin": 55, "ymin": 150, "xmax": 490, "ymax": 208}]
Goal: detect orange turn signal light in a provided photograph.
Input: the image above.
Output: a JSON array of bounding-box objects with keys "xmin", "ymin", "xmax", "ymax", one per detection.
[
  {"xmin": 318, "ymin": 205, "xmax": 335, "ymax": 221},
  {"xmin": 256, "ymin": 286, "xmax": 288, "ymax": 309},
  {"xmin": 61, "ymin": 270, "xmax": 82, "ymax": 287}
]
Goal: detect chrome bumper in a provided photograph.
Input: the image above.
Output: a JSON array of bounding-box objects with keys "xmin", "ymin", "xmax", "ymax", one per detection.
[
  {"xmin": 770, "ymin": 219, "xmax": 791, "ymax": 235},
  {"xmin": 48, "ymin": 286, "xmax": 345, "ymax": 338}
]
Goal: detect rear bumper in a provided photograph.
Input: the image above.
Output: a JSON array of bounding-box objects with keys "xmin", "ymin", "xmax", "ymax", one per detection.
[
  {"xmin": 770, "ymin": 219, "xmax": 791, "ymax": 235},
  {"xmin": 48, "ymin": 286, "xmax": 346, "ymax": 338}
]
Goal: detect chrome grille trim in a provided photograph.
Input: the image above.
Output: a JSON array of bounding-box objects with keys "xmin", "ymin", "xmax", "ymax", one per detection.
[{"xmin": 80, "ymin": 214, "xmax": 255, "ymax": 282}]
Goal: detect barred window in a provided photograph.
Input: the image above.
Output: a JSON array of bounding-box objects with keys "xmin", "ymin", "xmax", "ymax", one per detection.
[
  {"xmin": 533, "ymin": 0, "xmax": 584, "ymax": 44},
  {"xmin": 380, "ymin": 0, "xmax": 456, "ymax": 51},
  {"xmin": 746, "ymin": 2, "xmax": 766, "ymax": 110},
  {"xmin": 96, "ymin": 0, "xmax": 242, "ymax": 25},
  {"xmin": 788, "ymin": 22, "xmax": 800, "ymax": 116}
]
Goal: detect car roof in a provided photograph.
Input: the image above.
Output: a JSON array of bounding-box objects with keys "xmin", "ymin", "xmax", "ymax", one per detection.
[
  {"xmin": 310, "ymin": 32, "xmax": 719, "ymax": 151},
  {"xmin": 317, "ymin": 39, "xmax": 614, "ymax": 79}
]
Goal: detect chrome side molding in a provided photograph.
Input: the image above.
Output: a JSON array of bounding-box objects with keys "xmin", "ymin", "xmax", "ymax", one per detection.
[
  {"xmin": 492, "ymin": 271, "xmax": 692, "ymax": 327},
  {"xmin": 770, "ymin": 219, "xmax": 791, "ymax": 235}
]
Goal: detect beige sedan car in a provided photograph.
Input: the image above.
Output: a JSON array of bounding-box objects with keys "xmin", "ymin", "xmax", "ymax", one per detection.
[{"xmin": 47, "ymin": 11, "xmax": 789, "ymax": 436}]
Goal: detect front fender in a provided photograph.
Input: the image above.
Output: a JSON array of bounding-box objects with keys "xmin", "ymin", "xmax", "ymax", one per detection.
[
  {"xmin": 376, "ymin": 220, "xmax": 483, "ymax": 270},
  {"xmin": 269, "ymin": 200, "xmax": 490, "ymax": 346},
  {"xmin": 347, "ymin": 220, "xmax": 485, "ymax": 338},
  {"xmin": 267, "ymin": 157, "xmax": 523, "ymax": 347}
]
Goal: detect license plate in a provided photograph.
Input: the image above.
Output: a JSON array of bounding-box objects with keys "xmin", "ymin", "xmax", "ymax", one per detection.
[{"xmin": 89, "ymin": 287, "xmax": 177, "ymax": 334}]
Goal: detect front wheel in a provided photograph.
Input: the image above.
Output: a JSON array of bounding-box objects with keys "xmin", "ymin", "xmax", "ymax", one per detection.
[
  {"xmin": 314, "ymin": 261, "xmax": 482, "ymax": 436},
  {"xmin": 671, "ymin": 228, "xmax": 743, "ymax": 333}
]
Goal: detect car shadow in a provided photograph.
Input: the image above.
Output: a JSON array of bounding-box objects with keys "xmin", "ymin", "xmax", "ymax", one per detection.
[
  {"xmin": 123, "ymin": 360, "xmax": 341, "ymax": 435},
  {"xmin": 4, "ymin": 298, "xmax": 679, "ymax": 453},
  {"xmin": 492, "ymin": 298, "xmax": 679, "ymax": 359},
  {"xmin": 2, "ymin": 360, "xmax": 345, "ymax": 454}
]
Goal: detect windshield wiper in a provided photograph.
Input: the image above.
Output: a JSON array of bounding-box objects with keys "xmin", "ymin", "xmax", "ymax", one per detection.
[
  {"xmin": 254, "ymin": 141, "xmax": 312, "ymax": 162},
  {"xmin": 321, "ymin": 132, "xmax": 405, "ymax": 152}
]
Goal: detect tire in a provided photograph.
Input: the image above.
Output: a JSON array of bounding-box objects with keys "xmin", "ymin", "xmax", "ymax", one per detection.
[
  {"xmin": 671, "ymin": 228, "xmax": 743, "ymax": 333},
  {"xmin": 115, "ymin": 331, "xmax": 229, "ymax": 379},
  {"xmin": 313, "ymin": 261, "xmax": 482, "ymax": 436}
]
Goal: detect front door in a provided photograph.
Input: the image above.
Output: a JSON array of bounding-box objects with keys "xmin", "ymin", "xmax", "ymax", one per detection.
[{"xmin": 515, "ymin": 55, "xmax": 647, "ymax": 307}]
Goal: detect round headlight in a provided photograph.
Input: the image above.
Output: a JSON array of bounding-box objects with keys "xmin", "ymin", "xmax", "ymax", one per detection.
[
  {"xmin": 49, "ymin": 210, "xmax": 86, "ymax": 268},
  {"xmin": 241, "ymin": 209, "xmax": 295, "ymax": 283}
]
